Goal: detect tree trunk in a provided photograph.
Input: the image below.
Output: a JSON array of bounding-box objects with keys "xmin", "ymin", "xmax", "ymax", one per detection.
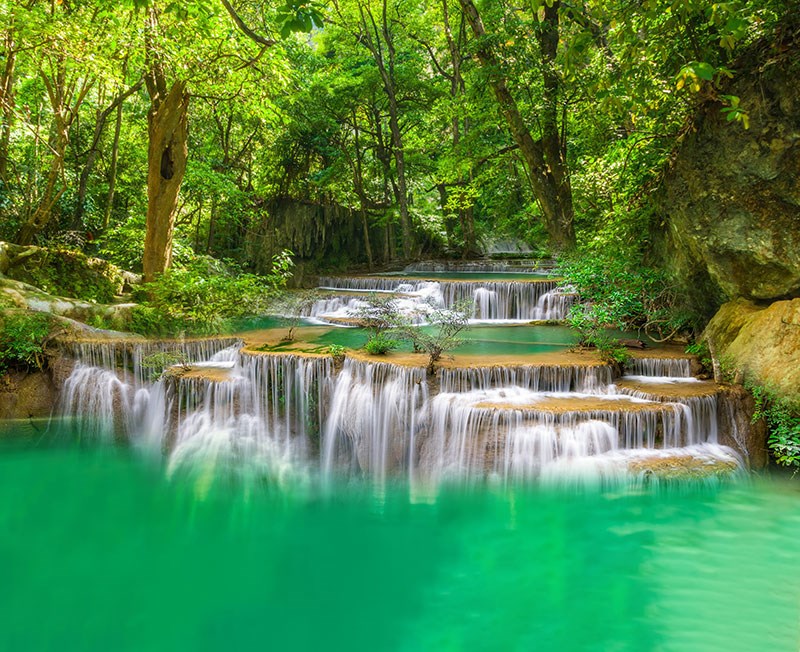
[
  {"xmin": 458, "ymin": 0, "xmax": 575, "ymax": 249},
  {"xmin": 15, "ymin": 59, "xmax": 93, "ymax": 245},
  {"xmin": 103, "ymin": 99, "xmax": 124, "ymax": 230},
  {"xmin": 15, "ymin": 125, "xmax": 68, "ymax": 245},
  {"xmin": 0, "ymin": 24, "xmax": 16, "ymax": 186},
  {"xmin": 353, "ymin": 1, "xmax": 415, "ymax": 260},
  {"xmin": 142, "ymin": 80, "xmax": 189, "ymax": 282}
]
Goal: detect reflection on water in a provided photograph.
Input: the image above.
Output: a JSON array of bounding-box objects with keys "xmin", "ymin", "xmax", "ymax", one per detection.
[{"xmin": 0, "ymin": 431, "xmax": 799, "ymax": 652}]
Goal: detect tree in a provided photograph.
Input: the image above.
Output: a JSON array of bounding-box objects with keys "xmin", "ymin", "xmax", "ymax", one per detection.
[
  {"xmin": 458, "ymin": 0, "xmax": 575, "ymax": 250},
  {"xmin": 141, "ymin": 5, "xmax": 189, "ymax": 282}
]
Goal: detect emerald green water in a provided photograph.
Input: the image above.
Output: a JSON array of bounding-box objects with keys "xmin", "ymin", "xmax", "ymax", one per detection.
[
  {"xmin": 2, "ymin": 432, "xmax": 799, "ymax": 651},
  {"xmin": 312, "ymin": 324, "xmax": 579, "ymax": 356}
]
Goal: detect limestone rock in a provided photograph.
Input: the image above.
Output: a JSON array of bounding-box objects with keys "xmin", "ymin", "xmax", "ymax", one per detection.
[
  {"xmin": 0, "ymin": 371, "xmax": 57, "ymax": 421},
  {"xmin": 657, "ymin": 32, "xmax": 800, "ymax": 302},
  {"xmin": 704, "ymin": 298, "xmax": 800, "ymax": 400},
  {"xmin": 0, "ymin": 240, "xmax": 128, "ymax": 302},
  {"xmin": 717, "ymin": 385, "xmax": 768, "ymax": 470},
  {"xmin": 0, "ymin": 277, "xmax": 136, "ymax": 328}
]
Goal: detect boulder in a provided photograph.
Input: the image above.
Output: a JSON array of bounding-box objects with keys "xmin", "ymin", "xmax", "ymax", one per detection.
[
  {"xmin": 657, "ymin": 29, "xmax": 800, "ymax": 303},
  {"xmin": 704, "ymin": 298, "xmax": 800, "ymax": 400},
  {"xmin": 0, "ymin": 277, "xmax": 136, "ymax": 329},
  {"xmin": 0, "ymin": 240, "xmax": 129, "ymax": 302}
]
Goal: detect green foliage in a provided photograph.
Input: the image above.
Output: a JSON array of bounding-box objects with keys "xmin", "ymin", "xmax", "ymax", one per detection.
[
  {"xmin": 563, "ymin": 254, "xmax": 691, "ymax": 340},
  {"xmin": 0, "ymin": 0, "xmax": 793, "ymax": 280},
  {"xmin": 393, "ymin": 300, "xmax": 473, "ymax": 375},
  {"xmin": 276, "ymin": 0, "xmax": 324, "ymax": 37},
  {"xmin": 593, "ymin": 336, "xmax": 631, "ymax": 368},
  {"xmin": 139, "ymin": 350, "xmax": 191, "ymax": 381},
  {"xmin": 326, "ymin": 343, "xmax": 346, "ymax": 363},
  {"xmin": 0, "ymin": 311, "xmax": 52, "ymax": 372},
  {"xmin": 747, "ymin": 382, "xmax": 800, "ymax": 468},
  {"xmin": 10, "ymin": 246, "xmax": 124, "ymax": 303},
  {"xmin": 364, "ymin": 332, "xmax": 400, "ymax": 356},
  {"xmin": 130, "ymin": 252, "xmax": 293, "ymax": 336},
  {"xmin": 685, "ymin": 341, "xmax": 713, "ymax": 374}
]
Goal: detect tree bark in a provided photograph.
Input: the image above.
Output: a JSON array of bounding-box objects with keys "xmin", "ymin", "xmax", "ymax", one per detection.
[
  {"xmin": 142, "ymin": 80, "xmax": 189, "ymax": 282},
  {"xmin": 458, "ymin": 0, "xmax": 575, "ymax": 249},
  {"xmin": 0, "ymin": 22, "xmax": 16, "ymax": 186},
  {"xmin": 103, "ymin": 98, "xmax": 124, "ymax": 230}
]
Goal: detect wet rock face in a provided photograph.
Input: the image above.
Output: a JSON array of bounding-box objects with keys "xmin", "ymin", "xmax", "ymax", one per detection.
[
  {"xmin": 717, "ymin": 385, "xmax": 768, "ymax": 470},
  {"xmin": 658, "ymin": 35, "xmax": 800, "ymax": 302},
  {"xmin": 0, "ymin": 370, "xmax": 57, "ymax": 421}
]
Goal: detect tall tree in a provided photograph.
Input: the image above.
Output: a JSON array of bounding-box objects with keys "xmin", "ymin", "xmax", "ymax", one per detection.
[
  {"xmin": 458, "ymin": 0, "xmax": 575, "ymax": 249},
  {"xmin": 142, "ymin": 5, "xmax": 189, "ymax": 282},
  {"xmin": 333, "ymin": 0, "xmax": 416, "ymax": 260}
]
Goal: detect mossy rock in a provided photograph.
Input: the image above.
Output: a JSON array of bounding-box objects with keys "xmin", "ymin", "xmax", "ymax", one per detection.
[
  {"xmin": 0, "ymin": 241, "xmax": 129, "ymax": 303},
  {"xmin": 704, "ymin": 298, "xmax": 800, "ymax": 402},
  {"xmin": 0, "ymin": 277, "xmax": 136, "ymax": 331}
]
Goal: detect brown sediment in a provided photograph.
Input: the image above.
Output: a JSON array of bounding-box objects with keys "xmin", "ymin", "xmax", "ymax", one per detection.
[
  {"xmin": 615, "ymin": 379, "xmax": 719, "ymax": 399},
  {"xmin": 179, "ymin": 366, "xmax": 234, "ymax": 382},
  {"xmin": 473, "ymin": 396, "xmax": 671, "ymax": 414}
]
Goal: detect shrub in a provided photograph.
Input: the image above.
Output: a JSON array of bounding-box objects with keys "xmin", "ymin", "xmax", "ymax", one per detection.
[
  {"xmin": 326, "ymin": 344, "xmax": 346, "ymax": 364},
  {"xmin": 130, "ymin": 252, "xmax": 293, "ymax": 336},
  {"xmin": 562, "ymin": 254, "xmax": 691, "ymax": 340},
  {"xmin": 352, "ymin": 294, "xmax": 403, "ymax": 337},
  {"xmin": 140, "ymin": 350, "xmax": 191, "ymax": 381},
  {"xmin": 393, "ymin": 300, "xmax": 472, "ymax": 375},
  {"xmin": 747, "ymin": 382, "xmax": 800, "ymax": 469},
  {"xmin": 593, "ymin": 335, "xmax": 631, "ymax": 368},
  {"xmin": 364, "ymin": 333, "xmax": 400, "ymax": 355},
  {"xmin": 0, "ymin": 311, "xmax": 52, "ymax": 372},
  {"xmin": 272, "ymin": 289, "xmax": 320, "ymax": 341}
]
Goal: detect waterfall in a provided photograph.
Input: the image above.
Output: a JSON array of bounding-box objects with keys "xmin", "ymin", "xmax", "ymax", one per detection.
[
  {"xmin": 58, "ymin": 340, "xmax": 333, "ymax": 483},
  {"xmin": 627, "ymin": 357, "xmax": 692, "ymax": 377},
  {"xmin": 417, "ymin": 387, "xmax": 699, "ymax": 486},
  {"xmin": 314, "ymin": 277, "xmax": 569, "ymax": 321},
  {"xmin": 55, "ymin": 336, "xmax": 742, "ymax": 488},
  {"xmin": 438, "ymin": 364, "xmax": 613, "ymax": 393},
  {"xmin": 322, "ymin": 359, "xmax": 428, "ymax": 486}
]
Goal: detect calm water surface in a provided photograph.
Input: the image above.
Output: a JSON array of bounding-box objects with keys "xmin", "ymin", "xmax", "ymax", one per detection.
[{"xmin": 1, "ymin": 432, "xmax": 799, "ymax": 651}]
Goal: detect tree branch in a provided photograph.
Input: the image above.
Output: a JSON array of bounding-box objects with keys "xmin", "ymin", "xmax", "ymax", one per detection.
[{"xmin": 220, "ymin": 0, "xmax": 276, "ymax": 47}]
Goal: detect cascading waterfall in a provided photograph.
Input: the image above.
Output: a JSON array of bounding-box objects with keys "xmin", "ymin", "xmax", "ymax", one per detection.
[
  {"xmin": 416, "ymin": 387, "xmax": 698, "ymax": 485},
  {"xmin": 322, "ymin": 359, "xmax": 428, "ymax": 485},
  {"xmin": 57, "ymin": 335, "xmax": 742, "ymax": 488},
  {"xmin": 166, "ymin": 353, "xmax": 333, "ymax": 482},
  {"xmin": 627, "ymin": 357, "xmax": 692, "ymax": 377},
  {"xmin": 58, "ymin": 340, "xmax": 333, "ymax": 482},
  {"xmin": 439, "ymin": 364, "xmax": 613, "ymax": 393},
  {"xmin": 314, "ymin": 276, "xmax": 570, "ymax": 321}
]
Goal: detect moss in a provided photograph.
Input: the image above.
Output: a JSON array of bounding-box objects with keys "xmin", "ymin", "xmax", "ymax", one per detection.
[{"xmin": 1, "ymin": 243, "xmax": 125, "ymax": 303}]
